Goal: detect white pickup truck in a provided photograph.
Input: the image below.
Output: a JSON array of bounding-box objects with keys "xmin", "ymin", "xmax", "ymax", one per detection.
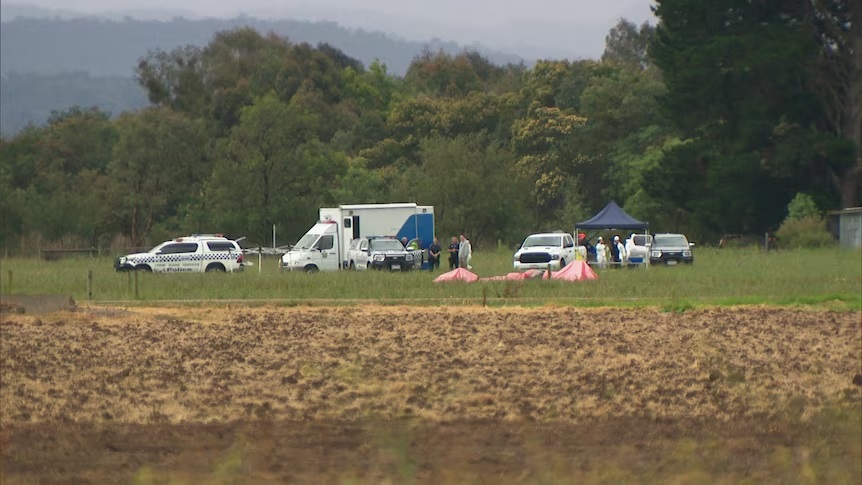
[{"xmin": 513, "ymin": 232, "xmax": 577, "ymax": 271}]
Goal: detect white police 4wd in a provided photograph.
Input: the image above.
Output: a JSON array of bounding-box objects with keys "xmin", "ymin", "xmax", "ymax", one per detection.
[
  {"xmin": 514, "ymin": 232, "xmax": 577, "ymax": 271},
  {"xmin": 114, "ymin": 235, "xmax": 244, "ymax": 273},
  {"xmin": 346, "ymin": 237, "xmax": 415, "ymax": 271}
]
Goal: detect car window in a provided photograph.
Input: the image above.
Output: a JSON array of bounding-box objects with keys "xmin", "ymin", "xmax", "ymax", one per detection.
[
  {"xmin": 314, "ymin": 235, "xmax": 334, "ymax": 250},
  {"xmin": 350, "ymin": 239, "xmax": 360, "ymax": 250},
  {"xmin": 149, "ymin": 241, "xmax": 170, "ymax": 253},
  {"xmin": 371, "ymin": 239, "xmax": 403, "ymax": 251},
  {"xmin": 206, "ymin": 241, "xmax": 236, "ymax": 251},
  {"xmin": 654, "ymin": 234, "xmax": 689, "ymax": 246},
  {"xmin": 158, "ymin": 243, "xmax": 199, "ymax": 254},
  {"xmin": 523, "ymin": 235, "xmax": 562, "ymax": 247},
  {"xmin": 360, "ymin": 240, "xmax": 368, "ymax": 250},
  {"xmin": 564, "ymin": 236, "xmax": 574, "ymax": 247},
  {"xmin": 633, "ymin": 235, "xmax": 648, "ymax": 246}
]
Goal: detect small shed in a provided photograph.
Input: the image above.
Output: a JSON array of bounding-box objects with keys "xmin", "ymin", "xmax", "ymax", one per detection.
[{"xmin": 830, "ymin": 207, "xmax": 862, "ymax": 249}]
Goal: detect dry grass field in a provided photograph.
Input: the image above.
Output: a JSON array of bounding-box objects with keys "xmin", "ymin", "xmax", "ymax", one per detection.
[{"xmin": 1, "ymin": 304, "xmax": 861, "ymax": 483}]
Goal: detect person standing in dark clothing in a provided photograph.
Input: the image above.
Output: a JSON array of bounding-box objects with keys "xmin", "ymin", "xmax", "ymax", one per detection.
[
  {"xmin": 447, "ymin": 236, "xmax": 459, "ymax": 270},
  {"xmin": 426, "ymin": 237, "xmax": 441, "ymax": 270},
  {"xmin": 609, "ymin": 235, "xmax": 621, "ymax": 267}
]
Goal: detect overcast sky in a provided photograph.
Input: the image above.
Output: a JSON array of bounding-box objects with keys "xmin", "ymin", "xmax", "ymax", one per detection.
[{"xmin": 2, "ymin": 0, "xmax": 656, "ymax": 60}]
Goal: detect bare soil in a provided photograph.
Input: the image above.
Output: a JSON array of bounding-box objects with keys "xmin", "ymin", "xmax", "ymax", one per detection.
[{"xmin": 1, "ymin": 305, "xmax": 860, "ymax": 483}]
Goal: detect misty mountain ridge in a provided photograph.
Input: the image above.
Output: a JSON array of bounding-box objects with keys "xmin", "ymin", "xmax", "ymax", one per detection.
[
  {"xmin": 0, "ymin": 1, "xmax": 640, "ymax": 135},
  {"xmin": 1, "ymin": 4, "xmax": 527, "ymax": 78},
  {"xmin": 2, "ymin": 1, "xmax": 653, "ymax": 61}
]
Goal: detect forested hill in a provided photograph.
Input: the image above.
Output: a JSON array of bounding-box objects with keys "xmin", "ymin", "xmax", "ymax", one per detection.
[
  {"xmin": 1, "ymin": 4, "xmax": 859, "ymax": 253},
  {"xmin": 0, "ymin": 15, "xmax": 522, "ymax": 77},
  {"xmin": 0, "ymin": 15, "xmax": 522, "ymax": 135}
]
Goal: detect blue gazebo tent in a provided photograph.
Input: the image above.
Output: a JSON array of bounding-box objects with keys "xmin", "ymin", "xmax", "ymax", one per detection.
[
  {"xmin": 576, "ymin": 201, "xmax": 649, "ymax": 231},
  {"xmin": 575, "ymin": 201, "xmax": 650, "ymax": 265}
]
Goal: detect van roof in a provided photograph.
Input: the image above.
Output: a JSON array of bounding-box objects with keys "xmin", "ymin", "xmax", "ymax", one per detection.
[{"xmin": 335, "ymin": 203, "xmax": 418, "ymax": 210}]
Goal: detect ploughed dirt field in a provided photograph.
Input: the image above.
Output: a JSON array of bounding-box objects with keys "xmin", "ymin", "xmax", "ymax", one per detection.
[{"xmin": 1, "ymin": 305, "xmax": 860, "ymax": 483}]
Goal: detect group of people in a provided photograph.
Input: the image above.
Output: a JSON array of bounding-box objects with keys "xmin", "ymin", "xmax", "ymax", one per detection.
[
  {"xmin": 422, "ymin": 234, "xmax": 472, "ymax": 271},
  {"xmin": 593, "ymin": 234, "xmax": 629, "ymax": 268}
]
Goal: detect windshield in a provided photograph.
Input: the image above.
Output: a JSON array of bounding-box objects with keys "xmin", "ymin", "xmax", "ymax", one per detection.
[
  {"xmin": 371, "ymin": 240, "xmax": 404, "ymax": 251},
  {"xmin": 149, "ymin": 241, "xmax": 170, "ymax": 253},
  {"xmin": 523, "ymin": 235, "xmax": 561, "ymax": 248},
  {"xmin": 294, "ymin": 233, "xmax": 318, "ymax": 250},
  {"xmin": 654, "ymin": 234, "xmax": 689, "ymax": 247}
]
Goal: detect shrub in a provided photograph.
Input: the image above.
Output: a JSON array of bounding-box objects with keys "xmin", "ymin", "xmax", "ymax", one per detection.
[
  {"xmin": 786, "ymin": 193, "xmax": 821, "ymax": 220},
  {"xmin": 775, "ymin": 216, "xmax": 834, "ymax": 249}
]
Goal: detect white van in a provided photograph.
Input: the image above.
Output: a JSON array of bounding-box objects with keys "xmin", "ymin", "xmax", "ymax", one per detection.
[
  {"xmin": 280, "ymin": 203, "xmax": 434, "ymax": 272},
  {"xmin": 279, "ymin": 222, "xmax": 340, "ymax": 272}
]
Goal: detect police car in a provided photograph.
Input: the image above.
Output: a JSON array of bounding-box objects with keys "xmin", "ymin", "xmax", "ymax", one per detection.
[{"xmin": 114, "ymin": 235, "xmax": 244, "ymax": 273}]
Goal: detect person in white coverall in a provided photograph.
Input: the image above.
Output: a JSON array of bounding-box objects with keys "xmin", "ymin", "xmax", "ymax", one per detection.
[
  {"xmin": 458, "ymin": 234, "xmax": 473, "ymax": 270},
  {"xmin": 595, "ymin": 236, "xmax": 608, "ymax": 268},
  {"xmin": 614, "ymin": 235, "xmax": 627, "ymax": 267},
  {"xmin": 625, "ymin": 233, "xmax": 636, "ymax": 257}
]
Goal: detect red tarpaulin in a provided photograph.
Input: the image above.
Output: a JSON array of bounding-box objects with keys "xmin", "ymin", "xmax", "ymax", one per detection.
[
  {"xmin": 433, "ymin": 267, "xmax": 480, "ymax": 283},
  {"xmin": 542, "ymin": 260, "xmax": 598, "ymax": 281}
]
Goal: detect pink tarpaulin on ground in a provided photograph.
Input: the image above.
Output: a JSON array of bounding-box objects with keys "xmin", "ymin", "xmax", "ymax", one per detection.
[
  {"xmin": 542, "ymin": 260, "xmax": 598, "ymax": 281},
  {"xmin": 481, "ymin": 270, "xmax": 550, "ymax": 282},
  {"xmin": 483, "ymin": 272, "xmax": 523, "ymax": 281},
  {"xmin": 433, "ymin": 267, "xmax": 480, "ymax": 283}
]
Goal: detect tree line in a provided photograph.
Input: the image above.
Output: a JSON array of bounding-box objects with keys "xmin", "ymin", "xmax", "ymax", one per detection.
[{"xmin": 1, "ymin": 1, "xmax": 859, "ymax": 253}]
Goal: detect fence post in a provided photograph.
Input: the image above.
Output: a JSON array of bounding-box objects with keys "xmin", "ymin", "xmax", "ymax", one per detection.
[
  {"xmin": 87, "ymin": 270, "xmax": 93, "ymax": 300},
  {"xmin": 6, "ymin": 270, "xmax": 12, "ymax": 293},
  {"xmin": 134, "ymin": 271, "xmax": 139, "ymax": 299}
]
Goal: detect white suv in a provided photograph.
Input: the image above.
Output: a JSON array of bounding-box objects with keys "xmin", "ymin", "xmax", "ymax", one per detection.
[
  {"xmin": 513, "ymin": 232, "xmax": 577, "ymax": 271},
  {"xmin": 114, "ymin": 235, "xmax": 244, "ymax": 273}
]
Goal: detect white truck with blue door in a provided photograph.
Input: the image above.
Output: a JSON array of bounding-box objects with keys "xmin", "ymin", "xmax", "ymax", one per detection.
[{"xmin": 280, "ymin": 203, "xmax": 435, "ymax": 272}]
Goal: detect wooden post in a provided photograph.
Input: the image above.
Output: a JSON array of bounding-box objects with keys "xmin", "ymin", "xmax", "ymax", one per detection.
[
  {"xmin": 127, "ymin": 271, "xmax": 132, "ymax": 293},
  {"xmin": 134, "ymin": 271, "xmax": 139, "ymax": 299},
  {"xmin": 87, "ymin": 270, "xmax": 93, "ymax": 300},
  {"xmin": 6, "ymin": 270, "xmax": 12, "ymax": 293}
]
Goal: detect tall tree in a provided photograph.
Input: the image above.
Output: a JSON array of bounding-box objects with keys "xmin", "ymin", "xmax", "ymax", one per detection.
[
  {"xmin": 398, "ymin": 134, "xmax": 532, "ymax": 245},
  {"xmin": 109, "ymin": 107, "xmax": 207, "ymax": 246},
  {"xmin": 805, "ymin": 0, "xmax": 862, "ymax": 207},
  {"xmin": 13, "ymin": 108, "xmax": 118, "ymax": 244},
  {"xmin": 649, "ymin": 0, "xmax": 857, "ymax": 236},
  {"xmin": 602, "ymin": 18, "xmax": 656, "ymax": 70},
  {"xmin": 208, "ymin": 92, "xmax": 346, "ymax": 244}
]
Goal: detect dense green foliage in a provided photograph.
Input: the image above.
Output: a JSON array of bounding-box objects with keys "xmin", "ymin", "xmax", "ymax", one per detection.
[
  {"xmin": 776, "ymin": 193, "xmax": 833, "ymax": 248},
  {"xmin": 1, "ymin": 9, "xmax": 859, "ymax": 253}
]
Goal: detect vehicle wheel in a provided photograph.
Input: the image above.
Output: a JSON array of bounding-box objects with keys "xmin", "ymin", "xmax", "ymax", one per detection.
[
  {"xmin": 305, "ymin": 265, "xmax": 319, "ymax": 273},
  {"xmin": 559, "ymin": 259, "xmax": 566, "ymax": 268},
  {"xmin": 205, "ymin": 263, "xmax": 226, "ymax": 273},
  {"xmin": 136, "ymin": 265, "xmax": 152, "ymax": 272}
]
